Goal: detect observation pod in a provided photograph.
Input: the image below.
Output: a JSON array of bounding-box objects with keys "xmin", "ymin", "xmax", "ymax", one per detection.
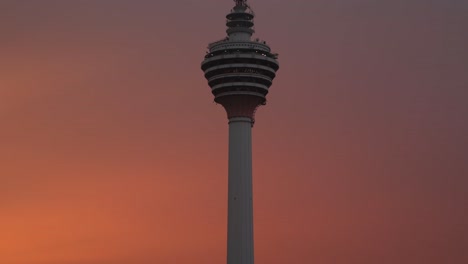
[{"xmin": 201, "ymin": 1, "xmax": 279, "ymax": 123}]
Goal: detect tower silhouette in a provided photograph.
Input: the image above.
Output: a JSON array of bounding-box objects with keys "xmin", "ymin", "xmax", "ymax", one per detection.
[{"xmin": 201, "ymin": 1, "xmax": 279, "ymax": 264}]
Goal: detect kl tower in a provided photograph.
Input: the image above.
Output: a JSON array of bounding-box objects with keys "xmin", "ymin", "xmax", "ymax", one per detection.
[{"xmin": 201, "ymin": 1, "xmax": 279, "ymax": 264}]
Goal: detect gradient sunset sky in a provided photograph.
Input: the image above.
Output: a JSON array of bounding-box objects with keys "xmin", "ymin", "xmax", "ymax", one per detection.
[{"xmin": 1, "ymin": 0, "xmax": 467, "ymax": 263}]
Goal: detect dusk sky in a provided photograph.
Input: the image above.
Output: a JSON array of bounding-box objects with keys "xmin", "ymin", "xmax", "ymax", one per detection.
[{"xmin": 1, "ymin": 0, "xmax": 467, "ymax": 263}]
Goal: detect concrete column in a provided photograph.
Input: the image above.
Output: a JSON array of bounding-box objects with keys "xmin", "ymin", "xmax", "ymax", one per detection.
[{"xmin": 227, "ymin": 117, "xmax": 254, "ymax": 264}]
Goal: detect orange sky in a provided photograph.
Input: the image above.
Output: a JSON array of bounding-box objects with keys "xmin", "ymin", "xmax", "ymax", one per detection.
[{"xmin": 1, "ymin": 0, "xmax": 467, "ymax": 263}]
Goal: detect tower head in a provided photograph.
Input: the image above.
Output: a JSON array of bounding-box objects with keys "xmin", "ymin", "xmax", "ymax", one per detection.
[{"xmin": 201, "ymin": 0, "xmax": 279, "ymax": 124}]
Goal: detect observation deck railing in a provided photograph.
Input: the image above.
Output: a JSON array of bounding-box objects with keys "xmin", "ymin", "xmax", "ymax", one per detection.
[
  {"xmin": 208, "ymin": 38, "xmax": 229, "ymax": 49},
  {"xmin": 229, "ymin": 7, "xmax": 254, "ymax": 16}
]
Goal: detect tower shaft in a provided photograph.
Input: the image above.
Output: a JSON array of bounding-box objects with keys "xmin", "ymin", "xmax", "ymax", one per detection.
[{"xmin": 227, "ymin": 117, "xmax": 254, "ymax": 264}]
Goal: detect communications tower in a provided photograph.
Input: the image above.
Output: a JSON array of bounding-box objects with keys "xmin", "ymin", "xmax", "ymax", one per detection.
[{"xmin": 201, "ymin": 1, "xmax": 279, "ymax": 264}]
